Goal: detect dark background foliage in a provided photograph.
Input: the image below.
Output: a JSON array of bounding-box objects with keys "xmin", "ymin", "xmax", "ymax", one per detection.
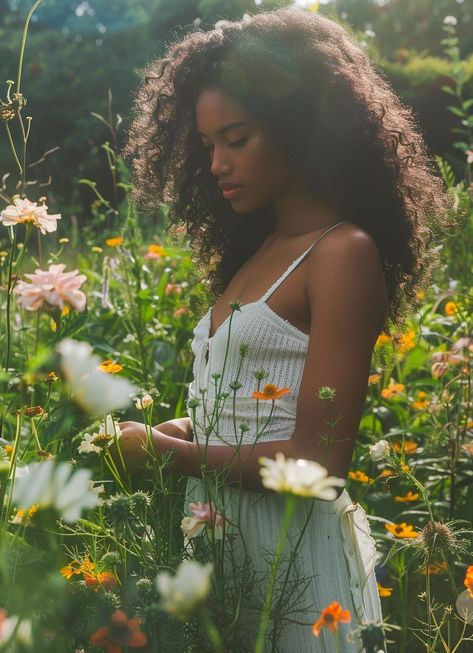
[{"xmin": 0, "ymin": 0, "xmax": 472, "ymax": 226}]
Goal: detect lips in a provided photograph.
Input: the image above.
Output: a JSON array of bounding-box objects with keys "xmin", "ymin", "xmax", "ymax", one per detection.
[{"xmin": 222, "ymin": 186, "xmax": 244, "ymax": 199}]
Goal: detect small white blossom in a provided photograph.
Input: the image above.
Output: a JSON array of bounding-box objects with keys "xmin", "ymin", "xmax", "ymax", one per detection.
[
  {"xmin": 134, "ymin": 394, "xmax": 154, "ymax": 410},
  {"xmin": 0, "ymin": 614, "xmax": 32, "ymax": 646},
  {"xmin": 12, "ymin": 459, "xmax": 99, "ymax": 522},
  {"xmin": 369, "ymin": 439, "xmax": 390, "ymax": 461},
  {"xmin": 78, "ymin": 416, "xmax": 121, "ymax": 454},
  {"xmin": 156, "ymin": 560, "xmax": 213, "ymax": 618},
  {"xmin": 258, "ymin": 453, "xmax": 345, "ymax": 500},
  {"xmin": 443, "ymin": 15, "xmax": 457, "ymax": 26},
  {"xmin": 0, "ymin": 197, "xmax": 61, "ymax": 234}
]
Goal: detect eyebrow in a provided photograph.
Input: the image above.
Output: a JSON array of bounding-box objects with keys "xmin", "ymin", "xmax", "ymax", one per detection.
[{"xmin": 198, "ymin": 121, "xmax": 249, "ymax": 138}]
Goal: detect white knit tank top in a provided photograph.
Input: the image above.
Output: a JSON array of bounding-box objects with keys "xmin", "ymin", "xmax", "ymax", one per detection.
[{"xmin": 186, "ymin": 221, "xmax": 350, "ymax": 446}]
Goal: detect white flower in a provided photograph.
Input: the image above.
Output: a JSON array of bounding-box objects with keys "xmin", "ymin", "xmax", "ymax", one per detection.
[
  {"xmin": 78, "ymin": 416, "xmax": 121, "ymax": 455},
  {"xmin": 0, "ymin": 197, "xmax": 61, "ymax": 234},
  {"xmin": 134, "ymin": 394, "xmax": 154, "ymax": 410},
  {"xmin": 57, "ymin": 339, "xmax": 137, "ymax": 416},
  {"xmin": 369, "ymin": 439, "xmax": 390, "ymax": 461},
  {"xmin": 456, "ymin": 589, "xmax": 473, "ymax": 624},
  {"xmin": 0, "ymin": 614, "xmax": 32, "ymax": 646},
  {"xmin": 156, "ymin": 560, "xmax": 213, "ymax": 618},
  {"xmin": 181, "ymin": 502, "xmax": 226, "ymax": 540},
  {"xmin": 258, "ymin": 453, "xmax": 345, "ymax": 499},
  {"xmin": 443, "ymin": 15, "xmax": 457, "ymax": 26},
  {"xmin": 12, "ymin": 459, "xmax": 99, "ymax": 522}
]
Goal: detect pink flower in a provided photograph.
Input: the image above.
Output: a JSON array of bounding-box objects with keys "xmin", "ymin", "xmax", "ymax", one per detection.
[
  {"xmin": 0, "ymin": 197, "xmax": 61, "ymax": 234},
  {"xmin": 466, "ymin": 150, "xmax": 473, "ymax": 164},
  {"xmin": 14, "ymin": 263, "xmax": 86, "ymax": 312},
  {"xmin": 181, "ymin": 502, "xmax": 226, "ymax": 540}
]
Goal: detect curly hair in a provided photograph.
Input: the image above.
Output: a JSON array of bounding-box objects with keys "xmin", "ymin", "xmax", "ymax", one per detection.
[{"xmin": 122, "ymin": 8, "xmax": 455, "ymax": 333}]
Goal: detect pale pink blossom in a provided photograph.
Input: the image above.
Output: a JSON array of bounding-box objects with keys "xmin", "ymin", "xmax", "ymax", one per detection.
[
  {"xmin": 0, "ymin": 197, "xmax": 61, "ymax": 234},
  {"xmin": 466, "ymin": 150, "xmax": 473, "ymax": 164},
  {"xmin": 181, "ymin": 501, "xmax": 226, "ymax": 540},
  {"xmin": 14, "ymin": 263, "xmax": 86, "ymax": 312}
]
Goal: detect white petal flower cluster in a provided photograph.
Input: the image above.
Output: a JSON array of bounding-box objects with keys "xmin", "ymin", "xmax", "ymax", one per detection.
[
  {"xmin": 78, "ymin": 415, "xmax": 121, "ymax": 455},
  {"xmin": 369, "ymin": 439, "xmax": 390, "ymax": 461},
  {"xmin": 14, "ymin": 263, "xmax": 86, "ymax": 312},
  {"xmin": 156, "ymin": 560, "xmax": 213, "ymax": 618},
  {"xmin": 12, "ymin": 459, "xmax": 99, "ymax": 522},
  {"xmin": 0, "ymin": 197, "xmax": 61, "ymax": 234},
  {"xmin": 57, "ymin": 339, "xmax": 137, "ymax": 416},
  {"xmin": 258, "ymin": 452, "xmax": 345, "ymax": 500},
  {"xmin": 0, "ymin": 613, "xmax": 32, "ymax": 647},
  {"xmin": 180, "ymin": 502, "xmax": 226, "ymax": 540}
]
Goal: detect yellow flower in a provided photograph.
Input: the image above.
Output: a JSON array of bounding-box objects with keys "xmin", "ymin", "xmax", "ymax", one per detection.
[
  {"xmin": 393, "ymin": 440, "xmax": 418, "ymax": 455},
  {"xmin": 348, "ymin": 470, "xmax": 373, "ymax": 484},
  {"xmin": 60, "ymin": 560, "xmax": 82, "ymax": 580},
  {"xmin": 377, "ymin": 582, "xmax": 393, "ymax": 597},
  {"xmin": 381, "ymin": 381, "xmax": 405, "ymax": 399},
  {"xmin": 380, "ymin": 468, "xmax": 396, "ymax": 478},
  {"xmin": 147, "ymin": 244, "xmax": 166, "ymax": 256},
  {"xmin": 394, "ymin": 491, "xmax": 420, "ymax": 502},
  {"xmin": 375, "ymin": 332, "xmax": 391, "ymax": 348},
  {"xmin": 385, "ymin": 522, "xmax": 419, "ymax": 538},
  {"xmin": 59, "ymin": 237, "xmax": 69, "ymax": 244},
  {"xmin": 416, "ymin": 290, "xmax": 425, "ymax": 301},
  {"xmin": 12, "ymin": 504, "xmax": 39, "ymax": 524},
  {"xmin": 401, "ymin": 463, "xmax": 411, "ymax": 473},
  {"xmin": 411, "ymin": 390, "xmax": 430, "ymax": 410},
  {"xmin": 105, "ymin": 236, "xmax": 124, "ymax": 247},
  {"xmin": 444, "ymin": 301, "xmax": 457, "ymax": 316},
  {"xmin": 368, "ymin": 373, "xmax": 381, "ymax": 385},
  {"xmin": 393, "ymin": 330, "xmax": 416, "ymax": 353},
  {"xmin": 252, "ymin": 384, "xmax": 290, "ymax": 400},
  {"xmin": 98, "ymin": 359, "xmax": 124, "ymax": 374},
  {"xmin": 91, "ymin": 246, "xmax": 103, "ymax": 253}
]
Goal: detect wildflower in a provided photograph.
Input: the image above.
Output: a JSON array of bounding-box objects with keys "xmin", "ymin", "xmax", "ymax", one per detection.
[
  {"xmin": 84, "ymin": 570, "xmax": 117, "ymax": 591},
  {"xmin": 0, "ymin": 612, "xmax": 32, "ymax": 647},
  {"xmin": 134, "ymin": 394, "xmax": 154, "ymax": 410},
  {"xmin": 57, "ymin": 339, "xmax": 136, "ymax": 416},
  {"xmin": 59, "ymin": 237, "xmax": 69, "ymax": 244},
  {"xmin": 12, "ymin": 459, "xmax": 99, "ymax": 522},
  {"xmin": 318, "ymin": 385, "xmax": 336, "ymax": 400},
  {"xmin": 0, "ymin": 197, "xmax": 61, "ymax": 234},
  {"xmin": 368, "ymin": 373, "xmax": 381, "ymax": 385},
  {"xmin": 90, "ymin": 610, "xmax": 147, "ymax": 651},
  {"xmin": 381, "ymin": 380, "xmax": 405, "ymax": 399},
  {"xmin": 462, "ymin": 443, "xmax": 473, "ymax": 455},
  {"xmin": 443, "ymin": 15, "xmax": 458, "ymax": 26},
  {"xmin": 348, "ymin": 470, "xmax": 373, "ymax": 484},
  {"xmin": 393, "ymin": 330, "xmax": 416, "ymax": 353},
  {"xmin": 144, "ymin": 243, "xmax": 166, "ymax": 260},
  {"xmin": 377, "ymin": 582, "xmax": 393, "ymax": 597},
  {"xmin": 375, "ymin": 332, "xmax": 391, "ymax": 348},
  {"xmin": 11, "ymin": 504, "xmax": 39, "ymax": 524},
  {"xmin": 91, "ymin": 246, "xmax": 103, "ymax": 253},
  {"xmin": 46, "ymin": 371, "xmax": 58, "ymax": 383},
  {"xmin": 156, "ymin": 560, "xmax": 213, "ymax": 618},
  {"xmin": 380, "ymin": 468, "xmax": 396, "ymax": 478},
  {"xmin": 456, "ymin": 589, "xmax": 473, "ymax": 624},
  {"xmin": 416, "ymin": 290, "xmax": 425, "ymax": 301},
  {"xmin": 78, "ymin": 416, "xmax": 121, "ymax": 455},
  {"xmin": 419, "ymin": 561, "xmax": 448, "ymax": 575},
  {"xmin": 99, "ymin": 359, "xmax": 124, "ymax": 374},
  {"xmin": 394, "ymin": 491, "xmax": 420, "ymax": 502},
  {"xmin": 258, "ymin": 453, "xmax": 345, "ymax": 499},
  {"xmin": 165, "ymin": 283, "xmax": 182, "ymax": 295},
  {"xmin": 393, "ymin": 440, "xmax": 418, "ymax": 455},
  {"xmin": 411, "ymin": 390, "xmax": 430, "ymax": 410},
  {"xmin": 173, "ymin": 307, "xmax": 189, "ymax": 318},
  {"xmin": 181, "ymin": 502, "xmax": 226, "ymax": 540},
  {"xmin": 252, "ymin": 383, "xmax": 290, "ymax": 400},
  {"xmin": 60, "ymin": 560, "xmax": 82, "ymax": 580},
  {"xmin": 385, "ymin": 522, "xmax": 419, "ymax": 539},
  {"xmin": 444, "ymin": 301, "xmax": 457, "ymax": 316},
  {"xmin": 467, "ymin": 150, "xmax": 473, "ymax": 164},
  {"xmin": 105, "ymin": 236, "xmax": 124, "ymax": 247},
  {"xmin": 24, "ymin": 405, "xmax": 44, "ymax": 417},
  {"xmin": 312, "ymin": 601, "xmax": 351, "ymax": 636},
  {"xmin": 14, "ymin": 263, "xmax": 86, "ymax": 312},
  {"xmin": 369, "ymin": 439, "xmax": 390, "ymax": 461}
]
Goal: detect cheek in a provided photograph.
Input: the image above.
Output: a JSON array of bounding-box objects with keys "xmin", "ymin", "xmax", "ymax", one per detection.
[{"xmin": 245, "ymin": 136, "xmax": 289, "ymax": 187}]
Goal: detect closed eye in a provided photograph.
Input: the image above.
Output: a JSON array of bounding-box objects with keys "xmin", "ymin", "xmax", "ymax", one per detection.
[{"xmin": 202, "ymin": 137, "xmax": 248, "ymax": 151}]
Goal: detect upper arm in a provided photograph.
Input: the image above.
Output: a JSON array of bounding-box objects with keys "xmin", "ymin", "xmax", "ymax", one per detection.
[{"xmin": 291, "ymin": 227, "xmax": 387, "ymax": 476}]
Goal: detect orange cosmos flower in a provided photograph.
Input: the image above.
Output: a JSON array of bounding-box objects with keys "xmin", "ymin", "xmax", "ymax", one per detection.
[
  {"xmin": 393, "ymin": 330, "xmax": 416, "ymax": 353},
  {"xmin": 464, "ymin": 565, "xmax": 473, "ymax": 597},
  {"xmin": 348, "ymin": 470, "xmax": 373, "ymax": 484},
  {"xmin": 394, "ymin": 491, "xmax": 420, "ymax": 502},
  {"xmin": 411, "ymin": 390, "xmax": 430, "ymax": 410},
  {"xmin": 368, "ymin": 373, "xmax": 381, "ymax": 385},
  {"xmin": 381, "ymin": 381, "xmax": 405, "ymax": 399},
  {"xmin": 375, "ymin": 332, "xmax": 391, "ymax": 348},
  {"xmin": 380, "ymin": 468, "xmax": 396, "ymax": 478},
  {"xmin": 90, "ymin": 610, "xmax": 147, "ymax": 651},
  {"xmin": 252, "ymin": 384, "xmax": 290, "ymax": 400},
  {"xmin": 444, "ymin": 301, "xmax": 457, "ymax": 316},
  {"xmin": 312, "ymin": 601, "xmax": 351, "ymax": 636},
  {"xmin": 84, "ymin": 570, "xmax": 117, "ymax": 592},
  {"xmin": 105, "ymin": 236, "xmax": 124, "ymax": 247},
  {"xmin": 385, "ymin": 522, "xmax": 419, "ymax": 538},
  {"xmin": 377, "ymin": 582, "xmax": 393, "ymax": 597},
  {"xmin": 60, "ymin": 560, "xmax": 82, "ymax": 580},
  {"xmin": 99, "ymin": 359, "xmax": 124, "ymax": 374},
  {"xmin": 393, "ymin": 440, "xmax": 418, "ymax": 455}
]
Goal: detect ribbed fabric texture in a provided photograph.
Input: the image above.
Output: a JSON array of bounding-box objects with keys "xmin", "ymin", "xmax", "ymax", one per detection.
[{"xmin": 184, "ymin": 221, "xmax": 384, "ymax": 652}]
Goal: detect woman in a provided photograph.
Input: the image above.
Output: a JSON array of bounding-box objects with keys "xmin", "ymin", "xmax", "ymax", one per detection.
[{"xmin": 120, "ymin": 8, "xmax": 451, "ymax": 651}]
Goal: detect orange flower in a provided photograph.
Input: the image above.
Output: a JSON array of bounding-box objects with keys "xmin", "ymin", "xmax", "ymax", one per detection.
[
  {"xmin": 411, "ymin": 390, "xmax": 430, "ymax": 410},
  {"xmin": 416, "ymin": 290, "xmax": 425, "ymax": 301},
  {"xmin": 90, "ymin": 610, "xmax": 147, "ymax": 651},
  {"xmin": 84, "ymin": 570, "xmax": 117, "ymax": 592},
  {"xmin": 464, "ymin": 565, "xmax": 473, "ymax": 597},
  {"xmin": 60, "ymin": 560, "xmax": 82, "ymax": 580},
  {"xmin": 385, "ymin": 522, "xmax": 419, "ymax": 538},
  {"xmin": 380, "ymin": 469, "xmax": 396, "ymax": 478},
  {"xmin": 420, "ymin": 561, "xmax": 448, "ymax": 575},
  {"xmin": 312, "ymin": 601, "xmax": 351, "ymax": 636},
  {"xmin": 105, "ymin": 236, "xmax": 124, "ymax": 247},
  {"xmin": 462, "ymin": 443, "xmax": 473, "ymax": 455},
  {"xmin": 393, "ymin": 440, "xmax": 418, "ymax": 455},
  {"xmin": 394, "ymin": 491, "xmax": 420, "ymax": 502},
  {"xmin": 348, "ymin": 470, "xmax": 373, "ymax": 484},
  {"xmin": 393, "ymin": 330, "xmax": 416, "ymax": 353},
  {"xmin": 165, "ymin": 283, "xmax": 182, "ymax": 295},
  {"xmin": 252, "ymin": 384, "xmax": 290, "ymax": 400},
  {"xmin": 99, "ymin": 359, "xmax": 124, "ymax": 374},
  {"xmin": 377, "ymin": 582, "xmax": 393, "ymax": 597},
  {"xmin": 444, "ymin": 301, "xmax": 457, "ymax": 316},
  {"xmin": 368, "ymin": 373, "xmax": 381, "ymax": 385},
  {"xmin": 173, "ymin": 306, "xmax": 189, "ymax": 318},
  {"xmin": 381, "ymin": 381, "xmax": 405, "ymax": 399},
  {"xmin": 375, "ymin": 332, "xmax": 391, "ymax": 348}
]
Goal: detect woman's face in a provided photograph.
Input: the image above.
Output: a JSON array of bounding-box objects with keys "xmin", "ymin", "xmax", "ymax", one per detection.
[{"xmin": 195, "ymin": 86, "xmax": 295, "ymax": 213}]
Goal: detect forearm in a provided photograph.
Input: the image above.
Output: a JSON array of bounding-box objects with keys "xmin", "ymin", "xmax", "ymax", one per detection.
[
  {"xmin": 151, "ymin": 429, "xmax": 299, "ymax": 492},
  {"xmin": 153, "ymin": 417, "xmax": 192, "ymax": 441}
]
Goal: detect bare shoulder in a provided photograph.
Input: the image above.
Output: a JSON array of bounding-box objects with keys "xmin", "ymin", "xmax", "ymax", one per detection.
[{"xmin": 306, "ymin": 222, "xmax": 388, "ymax": 331}]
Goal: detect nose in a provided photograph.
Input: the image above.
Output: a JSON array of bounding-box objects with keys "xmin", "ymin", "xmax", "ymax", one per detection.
[{"xmin": 210, "ymin": 145, "xmax": 232, "ymax": 177}]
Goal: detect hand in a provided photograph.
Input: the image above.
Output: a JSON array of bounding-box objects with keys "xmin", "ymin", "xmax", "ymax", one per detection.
[{"xmin": 112, "ymin": 421, "xmax": 157, "ymax": 474}]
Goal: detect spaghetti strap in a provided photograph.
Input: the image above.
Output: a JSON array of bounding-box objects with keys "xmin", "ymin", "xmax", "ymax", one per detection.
[{"xmin": 260, "ymin": 220, "xmax": 350, "ymax": 303}]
